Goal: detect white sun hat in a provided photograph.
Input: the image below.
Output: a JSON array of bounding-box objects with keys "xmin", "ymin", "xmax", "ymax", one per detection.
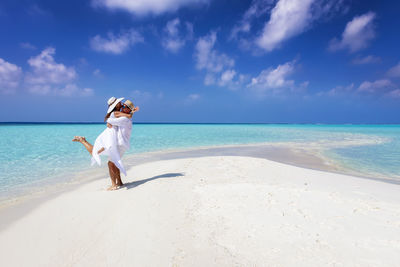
[{"xmin": 107, "ymin": 96, "xmax": 124, "ymax": 113}]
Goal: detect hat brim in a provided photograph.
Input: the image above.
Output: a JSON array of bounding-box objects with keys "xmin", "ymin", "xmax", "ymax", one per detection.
[
  {"xmin": 124, "ymin": 100, "xmax": 134, "ymax": 111},
  {"xmin": 107, "ymin": 97, "xmax": 124, "ymax": 114}
]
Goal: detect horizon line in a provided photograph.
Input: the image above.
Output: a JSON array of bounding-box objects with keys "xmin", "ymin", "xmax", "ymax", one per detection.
[{"xmin": 1, "ymin": 122, "xmax": 400, "ymax": 125}]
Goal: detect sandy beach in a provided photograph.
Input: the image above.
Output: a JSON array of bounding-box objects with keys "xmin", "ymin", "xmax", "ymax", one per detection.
[{"xmin": 0, "ymin": 155, "xmax": 399, "ymax": 266}]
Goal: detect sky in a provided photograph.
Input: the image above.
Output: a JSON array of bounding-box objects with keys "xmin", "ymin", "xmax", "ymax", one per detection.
[{"xmin": 1, "ymin": 0, "xmax": 400, "ymax": 123}]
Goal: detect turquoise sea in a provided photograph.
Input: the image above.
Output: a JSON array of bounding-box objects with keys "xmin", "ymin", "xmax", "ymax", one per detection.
[{"xmin": 0, "ymin": 123, "xmax": 399, "ymax": 199}]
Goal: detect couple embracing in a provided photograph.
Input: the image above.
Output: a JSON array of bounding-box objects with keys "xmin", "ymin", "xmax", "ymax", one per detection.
[{"xmin": 73, "ymin": 97, "xmax": 139, "ymax": 190}]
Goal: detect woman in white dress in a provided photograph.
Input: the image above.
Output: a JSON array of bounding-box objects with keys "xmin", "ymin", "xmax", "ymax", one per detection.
[{"xmin": 73, "ymin": 97, "xmax": 132, "ymax": 190}]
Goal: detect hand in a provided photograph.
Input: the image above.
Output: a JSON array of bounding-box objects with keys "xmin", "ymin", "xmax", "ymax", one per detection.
[
  {"xmin": 133, "ymin": 106, "xmax": 140, "ymax": 112},
  {"xmin": 107, "ymin": 123, "xmax": 112, "ymax": 128}
]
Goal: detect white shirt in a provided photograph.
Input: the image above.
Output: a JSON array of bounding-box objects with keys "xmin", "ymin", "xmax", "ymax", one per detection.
[{"xmin": 107, "ymin": 115, "xmax": 132, "ymax": 151}]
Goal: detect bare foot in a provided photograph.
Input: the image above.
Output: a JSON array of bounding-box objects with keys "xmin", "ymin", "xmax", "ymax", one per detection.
[
  {"xmin": 72, "ymin": 136, "xmax": 85, "ymax": 142},
  {"xmin": 107, "ymin": 185, "xmax": 118, "ymax": 191},
  {"xmin": 116, "ymin": 181, "xmax": 124, "ymax": 186}
]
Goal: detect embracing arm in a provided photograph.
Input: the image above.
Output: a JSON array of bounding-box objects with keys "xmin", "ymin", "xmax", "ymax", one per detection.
[
  {"xmin": 107, "ymin": 116, "xmax": 131, "ymax": 127},
  {"xmin": 114, "ymin": 111, "xmax": 132, "ymax": 119}
]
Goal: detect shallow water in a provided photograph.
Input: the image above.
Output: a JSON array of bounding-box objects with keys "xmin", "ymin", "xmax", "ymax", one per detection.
[{"xmin": 0, "ymin": 123, "xmax": 399, "ymax": 199}]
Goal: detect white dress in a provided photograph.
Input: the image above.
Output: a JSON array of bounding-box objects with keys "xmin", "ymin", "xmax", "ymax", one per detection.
[{"xmin": 90, "ymin": 112, "xmax": 127, "ymax": 176}]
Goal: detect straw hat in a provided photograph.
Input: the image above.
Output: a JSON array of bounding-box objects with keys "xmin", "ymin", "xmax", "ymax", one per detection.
[
  {"xmin": 107, "ymin": 97, "xmax": 124, "ymax": 113},
  {"xmin": 124, "ymin": 100, "xmax": 134, "ymax": 112}
]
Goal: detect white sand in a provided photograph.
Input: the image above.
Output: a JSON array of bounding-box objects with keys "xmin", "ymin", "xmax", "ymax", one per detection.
[{"xmin": 0, "ymin": 156, "xmax": 400, "ymax": 266}]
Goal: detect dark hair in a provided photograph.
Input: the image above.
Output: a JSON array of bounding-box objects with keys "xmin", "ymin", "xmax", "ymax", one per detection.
[{"xmin": 104, "ymin": 106, "xmax": 119, "ymax": 122}]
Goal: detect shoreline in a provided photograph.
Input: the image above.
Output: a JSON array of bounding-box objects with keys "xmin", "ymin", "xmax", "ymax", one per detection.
[
  {"xmin": 1, "ymin": 142, "xmax": 399, "ymax": 230},
  {"xmin": 0, "ymin": 155, "xmax": 399, "ymax": 266},
  {"xmin": 1, "ymin": 142, "xmax": 399, "ymax": 211}
]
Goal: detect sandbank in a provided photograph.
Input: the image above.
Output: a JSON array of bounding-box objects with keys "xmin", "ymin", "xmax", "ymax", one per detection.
[{"xmin": 0, "ymin": 155, "xmax": 399, "ymax": 266}]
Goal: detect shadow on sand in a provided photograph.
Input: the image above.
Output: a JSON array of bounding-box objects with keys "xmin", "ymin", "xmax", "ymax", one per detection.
[{"xmin": 122, "ymin": 173, "xmax": 184, "ymax": 190}]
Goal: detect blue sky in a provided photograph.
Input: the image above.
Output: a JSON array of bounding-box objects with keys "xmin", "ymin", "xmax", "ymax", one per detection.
[{"xmin": 1, "ymin": 0, "xmax": 400, "ymax": 123}]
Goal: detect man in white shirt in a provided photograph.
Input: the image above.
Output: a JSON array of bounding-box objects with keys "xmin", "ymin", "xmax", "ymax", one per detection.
[{"xmin": 107, "ymin": 99, "xmax": 139, "ymax": 186}]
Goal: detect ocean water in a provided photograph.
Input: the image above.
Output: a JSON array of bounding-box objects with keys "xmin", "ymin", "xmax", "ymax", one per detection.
[{"xmin": 0, "ymin": 123, "xmax": 399, "ymax": 199}]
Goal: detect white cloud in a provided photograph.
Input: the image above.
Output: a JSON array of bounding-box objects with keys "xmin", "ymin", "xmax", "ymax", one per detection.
[
  {"xmin": 25, "ymin": 47, "xmax": 76, "ymax": 85},
  {"xmin": 26, "ymin": 4, "xmax": 49, "ymax": 17},
  {"xmin": 184, "ymin": 93, "xmax": 200, "ymax": 104},
  {"xmin": 352, "ymin": 55, "xmax": 381, "ymax": 65},
  {"xmin": 256, "ymin": 0, "xmax": 315, "ymax": 51},
  {"xmin": 81, "ymin": 87, "xmax": 95, "ymax": 96},
  {"xmin": 386, "ymin": 89, "xmax": 400, "ymax": 98},
  {"xmin": 58, "ymin": 84, "xmax": 94, "ymax": 97},
  {"xmin": 318, "ymin": 83, "xmax": 354, "ymax": 96},
  {"xmin": 319, "ymin": 79, "xmax": 400, "ymax": 98},
  {"xmin": 357, "ymin": 79, "xmax": 393, "ymax": 93},
  {"xmin": 162, "ymin": 18, "xmax": 193, "ymax": 53},
  {"xmin": 218, "ymin": 69, "xmax": 237, "ymax": 87},
  {"xmin": 329, "ymin": 12, "xmax": 376, "ymax": 53},
  {"xmin": 0, "ymin": 58, "xmax": 22, "ymax": 94},
  {"xmin": 28, "ymin": 85, "xmax": 52, "ymax": 95},
  {"xmin": 128, "ymin": 89, "xmax": 164, "ymax": 104},
  {"xmin": 230, "ymin": 0, "xmax": 275, "ymax": 40},
  {"xmin": 92, "ymin": 0, "xmax": 209, "ymax": 16},
  {"xmin": 28, "ymin": 84, "xmax": 94, "ymax": 97},
  {"xmin": 248, "ymin": 60, "xmax": 296, "ymax": 94},
  {"xmin": 194, "ymin": 32, "xmax": 246, "ymax": 88},
  {"xmin": 195, "ymin": 32, "xmax": 234, "ymax": 73},
  {"xmin": 387, "ymin": 62, "xmax": 400, "ymax": 78},
  {"xmin": 233, "ymin": 0, "xmax": 347, "ymax": 52},
  {"xmin": 28, "ymin": 83, "xmax": 94, "ymax": 97},
  {"xmin": 93, "ymin": 69, "xmax": 103, "ymax": 77},
  {"xmin": 204, "ymin": 73, "xmax": 216, "ymax": 85},
  {"xmin": 25, "ymin": 47, "xmax": 92, "ymax": 97},
  {"xmin": 188, "ymin": 93, "xmax": 200, "ymax": 101},
  {"xmin": 90, "ymin": 29, "xmax": 143, "ymax": 54},
  {"xmin": 20, "ymin": 42, "xmax": 36, "ymax": 50},
  {"xmin": 131, "ymin": 89, "xmax": 152, "ymax": 102}
]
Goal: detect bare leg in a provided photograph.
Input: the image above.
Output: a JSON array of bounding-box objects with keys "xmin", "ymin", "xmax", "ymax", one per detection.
[
  {"xmin": 109, "ymin": 162, "xmax": 123, "ymax": 187},
  {"xmin": 72, "ymin": 136, "xmax": 93, "ymax": 155},
  {"xmin": 114, "ymin": 165, "xmax": 123, "ymax": 186},
  {"xmin": 110, "ymin": 162, "xmax": 123, "ymax": 187},
  {"xmin": 73, "ymin": 136, "xmax": 117, "ymax": 191},
  {"xmin": 107, "ymin": 161, "xmax": 118, "ymax": 191}
]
